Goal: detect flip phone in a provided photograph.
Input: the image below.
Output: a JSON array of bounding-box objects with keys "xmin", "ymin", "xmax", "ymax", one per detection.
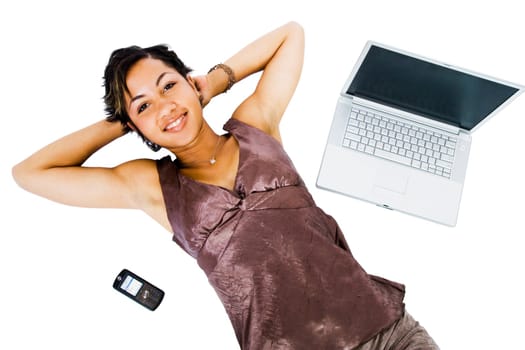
[{"xmin": 113, "ymin": 269, "xmax": 164, "ymax": 311}]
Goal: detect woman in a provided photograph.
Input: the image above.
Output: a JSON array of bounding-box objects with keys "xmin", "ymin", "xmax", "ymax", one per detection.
[{"xmin": 12, "ymin": 22, "xmax": 438, "ymax": 349}]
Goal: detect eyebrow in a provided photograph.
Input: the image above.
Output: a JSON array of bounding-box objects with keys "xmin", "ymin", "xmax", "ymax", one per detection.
[{"xmin": 128, "ymin": 72, "xmax": 172, "ymax": 109}]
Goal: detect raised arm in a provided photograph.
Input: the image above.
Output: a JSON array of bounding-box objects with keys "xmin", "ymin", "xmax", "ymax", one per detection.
[
  {"xmin": 12, "ymin": 120, "xmax": 156, "ymax": 209},
  {"xmin": 202, "ymin": 21, "xmax": 305, "ymax": 140}
]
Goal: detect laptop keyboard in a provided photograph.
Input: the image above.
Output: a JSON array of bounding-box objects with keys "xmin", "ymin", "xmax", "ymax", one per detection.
[{"xmin": 343, "ymin": 106, "xmax": 457, "ymax": 179}]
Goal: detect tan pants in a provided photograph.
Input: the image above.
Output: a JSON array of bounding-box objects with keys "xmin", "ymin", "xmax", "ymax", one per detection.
[{"xmin": 355, "ymin": 311, "xmax": 439, "ymax": 350}]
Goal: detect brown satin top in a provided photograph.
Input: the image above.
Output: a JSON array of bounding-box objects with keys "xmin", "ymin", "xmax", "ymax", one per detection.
[{"xmin": 156, "ymin": 118, "xmax": 405, "ymax": 349}]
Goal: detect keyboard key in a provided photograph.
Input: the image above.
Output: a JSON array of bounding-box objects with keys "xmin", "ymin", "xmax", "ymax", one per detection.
[
  {"xmin": 346, "ymin": 133, "xmax": 361, "ymax": 142},
  {"xmin": 441, "ymin": 153, "xmax": 454, "ymax": 163},
  {"xmin": 347, "ymin": 125, "xmax": 359, "ymax": 134},
  {"xmin": 374, "ymin": 148, "xmax": 412, "ymax": 166},
  {"xmin": 348, "ymin": 118, "xmax": 359, "ymax": 127}
]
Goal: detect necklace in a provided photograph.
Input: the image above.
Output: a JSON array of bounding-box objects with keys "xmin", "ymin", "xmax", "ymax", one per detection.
[
  {"xmin": 175, "ymin": 134, "xmax": 226, "ymax": 168},
  {"xmin": 209, "ymin": 135, "xmax": 225, "ymax": 165}
]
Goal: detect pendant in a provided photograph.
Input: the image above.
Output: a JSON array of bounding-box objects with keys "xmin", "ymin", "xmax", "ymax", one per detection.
[{"xmin": 209, "ymin": 158, "xmax": 216, "ymax": 165}]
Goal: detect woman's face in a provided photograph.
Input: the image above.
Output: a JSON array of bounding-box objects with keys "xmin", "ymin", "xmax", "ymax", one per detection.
[{"xmin": 125, "ymin": 57, "xmax": 202, "ymax": 149}]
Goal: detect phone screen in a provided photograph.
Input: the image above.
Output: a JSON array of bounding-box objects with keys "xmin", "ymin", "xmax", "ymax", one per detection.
[{"xmin": 120, "ymin": 275, "xmax": 143, "ymax": 296}]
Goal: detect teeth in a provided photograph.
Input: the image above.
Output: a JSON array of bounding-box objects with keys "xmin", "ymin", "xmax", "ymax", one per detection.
[{"xmin": 165, "ymin": 115, "xmax": 184, "ymax": 130}]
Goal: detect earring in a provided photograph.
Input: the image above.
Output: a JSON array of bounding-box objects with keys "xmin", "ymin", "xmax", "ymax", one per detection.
[{"xmin": 145, "ymin": 139, "xmax": 161, "ymax": 152}]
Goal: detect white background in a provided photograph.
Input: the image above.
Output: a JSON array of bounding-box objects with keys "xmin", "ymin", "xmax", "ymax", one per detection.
[{"xmin": 1, "ymin": 1, "xmax": 524, "ymax": 349}]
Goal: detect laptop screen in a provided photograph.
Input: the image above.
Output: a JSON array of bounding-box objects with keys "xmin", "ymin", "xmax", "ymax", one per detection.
[{"xmin": 346, "ymin": 45, "xmax": 519, "ymax": 130}]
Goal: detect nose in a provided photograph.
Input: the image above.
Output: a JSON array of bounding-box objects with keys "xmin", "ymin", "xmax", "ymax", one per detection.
[{"xmin": 159, "ymin": 100, "xmax": 177, "ymax": 121}]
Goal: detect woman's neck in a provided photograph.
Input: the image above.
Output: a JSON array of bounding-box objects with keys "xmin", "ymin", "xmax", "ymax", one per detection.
[{"xmin": 171, "ymin": 120, "xmax": 223, "ymax": 169}]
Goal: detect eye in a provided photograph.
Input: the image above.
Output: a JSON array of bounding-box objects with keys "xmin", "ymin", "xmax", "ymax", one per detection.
[
  {"xmin": 138, "ymin": 102, "xmax": 149, "ymax": 114},
  {"xmin": 163, "ymin": 82, "xmax": 176, "ymax": 93}
]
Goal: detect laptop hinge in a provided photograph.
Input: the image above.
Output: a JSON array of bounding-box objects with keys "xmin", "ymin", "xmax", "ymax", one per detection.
[{"xmin": 351, "ymin": 96, "xmax": 462, "ymax": 135}]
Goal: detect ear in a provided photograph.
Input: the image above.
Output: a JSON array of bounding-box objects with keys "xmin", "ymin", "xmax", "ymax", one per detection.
[
  {"xmin": 186, "ymin": 74, "xmax": 203, "ymax": 106},
  {"xmin": 127, "ymin": 121, "xmax": 137, "ymax": 132},
  {"xmin": 186, "ymin": 74, "xmax": 198, "ymax": 91}
]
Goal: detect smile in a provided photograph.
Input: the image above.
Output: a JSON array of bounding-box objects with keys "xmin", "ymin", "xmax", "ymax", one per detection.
[{"xmin": 164, "ymin": 112, "xmax": 187, "ymax": 132}]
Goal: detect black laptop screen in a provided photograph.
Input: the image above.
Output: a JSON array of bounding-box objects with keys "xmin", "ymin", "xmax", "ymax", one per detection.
[{"xmin": 346, "ymin": 45, "xmax": 519, "ymax": 130}]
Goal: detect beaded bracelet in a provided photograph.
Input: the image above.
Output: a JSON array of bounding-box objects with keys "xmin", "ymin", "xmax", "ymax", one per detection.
[{"xmin": 208, "ymin": 63, "xmax": 236, "ymax": 93}]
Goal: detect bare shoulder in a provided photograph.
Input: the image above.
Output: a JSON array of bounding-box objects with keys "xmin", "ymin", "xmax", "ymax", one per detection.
[
  {"xmin": 232, "ymin": 102, "xmax": 282, "ymax": 143},
  {"xmin": 116, "ymin": 158, "xmax": 158, "ymax": 181},
  {"xmin": 115, "ymin": 158, "xmax": 162, "ymax": 207},
  {"xmin": 116, "ymin": 158, "xmax": 172, "ymax": 232}
]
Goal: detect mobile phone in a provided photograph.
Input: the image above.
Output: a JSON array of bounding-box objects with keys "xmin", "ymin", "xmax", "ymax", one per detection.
[{"xmin": 113, "ymin": 269, "xmax": 164, "ymax": 311}]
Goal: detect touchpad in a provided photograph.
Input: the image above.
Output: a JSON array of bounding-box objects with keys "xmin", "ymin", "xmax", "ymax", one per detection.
[{"xmin": 373, "ymin": 171, "xmax": 409, "ymax": 194}]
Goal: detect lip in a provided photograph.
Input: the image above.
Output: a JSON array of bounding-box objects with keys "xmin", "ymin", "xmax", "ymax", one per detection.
[{"xmin": 163, "ymin": 112, "xmax": 188, "ymax": 132}]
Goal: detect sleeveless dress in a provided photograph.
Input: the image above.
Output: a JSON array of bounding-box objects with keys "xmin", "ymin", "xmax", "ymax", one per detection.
[{"xmin": 156, "ymin": 118, "xmax": 405, "ymax": 350}]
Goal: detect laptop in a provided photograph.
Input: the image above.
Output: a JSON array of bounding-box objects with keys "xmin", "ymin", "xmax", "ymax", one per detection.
[{"xmin": 317, "ymin": 41, "xmax": 523, "ymax": 226}]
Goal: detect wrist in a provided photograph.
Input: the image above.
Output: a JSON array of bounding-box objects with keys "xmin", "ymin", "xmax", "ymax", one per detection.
[
  {"xmin": 101, "ymin": 119, "xmax": 129, "ymax": 142},
  {"xmin": 207, "ymin": 63, "xmax": 236, "ymax": 95}
]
